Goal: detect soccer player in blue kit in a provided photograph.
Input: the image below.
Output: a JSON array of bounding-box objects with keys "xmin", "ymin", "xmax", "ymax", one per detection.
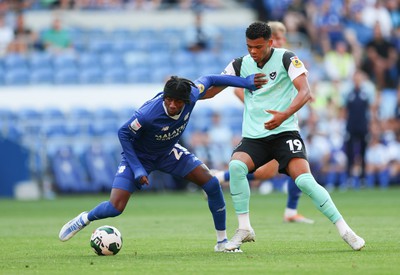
[{"xmin": 58, "ymin": 73, "xmax": 267, "ymax": 252}]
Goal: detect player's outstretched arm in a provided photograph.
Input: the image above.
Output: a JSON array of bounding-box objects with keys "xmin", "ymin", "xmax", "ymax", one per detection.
[{"xmin": 198, "ymin": 73, "xmax": 266, "ymax": 99}]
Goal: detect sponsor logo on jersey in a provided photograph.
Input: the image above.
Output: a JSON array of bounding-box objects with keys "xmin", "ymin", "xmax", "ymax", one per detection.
[
  {"xmin": 269, "ymin": 71, "xmax": 277, "ymax": 80},
  {"xmin": 129, "ymin": 118, "xmax": 141, "ymax": 133},
  {"xmin": 290, "ymin": 56, "xmax": 303, "ymax": 68},
  {"xmin": 155, "ymin": 121, "xmax": 188, "ymax": 141},
  {"xmin": 161, "ymin": 126, "xmax": 169, "ymax": 131},
  {"xmin": 197, "ymin": 84, "xmax": 205, "ymax": 94}
]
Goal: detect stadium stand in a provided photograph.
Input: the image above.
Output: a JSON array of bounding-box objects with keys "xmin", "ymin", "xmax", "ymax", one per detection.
[{"xmin": 0, "ymin": 2, "xmax": 399, "ymax": 196}]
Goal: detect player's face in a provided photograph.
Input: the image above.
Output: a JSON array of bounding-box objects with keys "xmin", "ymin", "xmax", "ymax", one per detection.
[
  {"xmin": 271, "ymin": 31, "xmax": 286, "ymax": 48},
  {"xmin": 164, "ymin": 97, "xmax": 185, "ymax": 116},
  {"xmin": 246, "ymin": 37, "xmax": 273, "ymax": 66}
]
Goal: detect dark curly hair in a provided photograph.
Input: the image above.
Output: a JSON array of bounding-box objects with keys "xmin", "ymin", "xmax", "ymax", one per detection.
[
  {"xmin": 163, "ymin": 76, "xmax": 196, "ymax": 104},
  {"xmin": 246, "ymin": 21, "xmax": 272, "ymax": 40}
]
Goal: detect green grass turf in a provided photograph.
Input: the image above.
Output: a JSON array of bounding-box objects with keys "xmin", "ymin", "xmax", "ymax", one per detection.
[{"xmin": 1, "ymin": 187, "xmax": 400, "ymax": 275}]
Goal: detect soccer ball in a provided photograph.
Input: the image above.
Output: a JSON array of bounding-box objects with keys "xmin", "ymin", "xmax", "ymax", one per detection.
[{"xmin": 90, "ymin": 225, "xmax": 123, "ymax": 256}]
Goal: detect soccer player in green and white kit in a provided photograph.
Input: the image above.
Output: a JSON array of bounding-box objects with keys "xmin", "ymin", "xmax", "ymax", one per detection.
[{"xmin": 206, "ymin": 21, "xmax": 365, "ymax": 252}]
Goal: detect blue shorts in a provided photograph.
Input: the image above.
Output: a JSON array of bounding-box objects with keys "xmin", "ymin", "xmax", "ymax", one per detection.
[{"xmin": 112, "ymin": 144, "xmax": 203, "ymax": 193}]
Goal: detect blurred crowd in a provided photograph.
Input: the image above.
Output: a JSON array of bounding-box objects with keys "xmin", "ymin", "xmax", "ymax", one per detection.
[{"xmin": 0, "ymin": 0, "xmax": 399, "ymax": 193}]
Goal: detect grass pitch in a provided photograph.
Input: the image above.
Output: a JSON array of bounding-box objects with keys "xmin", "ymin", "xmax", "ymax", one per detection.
[{"xmin": 1, "ymin": 187, "xmax": 399, "ymax": 275}]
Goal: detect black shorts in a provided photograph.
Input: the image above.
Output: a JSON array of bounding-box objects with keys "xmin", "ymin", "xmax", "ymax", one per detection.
[{"xmin": 232, "ymin": 131, "xmax": 308, "ymax": 175}]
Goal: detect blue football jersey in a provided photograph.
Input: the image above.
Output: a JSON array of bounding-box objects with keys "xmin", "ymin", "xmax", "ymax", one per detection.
[{"xmin": 117, "ymin": 74, "xmax": 256, "ymax": 180}]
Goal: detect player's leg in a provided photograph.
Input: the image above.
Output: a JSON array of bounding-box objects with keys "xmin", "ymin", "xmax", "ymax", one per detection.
[
  {"xmin": 215, "ymin": 158, "xmax": 314, "ymax": 224},
  {"xmin": 284, "ymin": 178, "xmax": 314, "ymax": 224},
  {"xmin": 59, "ymin": 161, "xmax": 134, "ymax": 242},
  {"xmin": 287, "ymin": 158, "xmax": 365, "ymax": 250},
  {"xmin": 224, "ymin": 151, "xmax": 258, "ymax": 252},
  {"xmin": 162, "ymin": 144, "xmax": 227, "ymax": 251},
  {"xmin": 186, "ymin": 163, "xmax": 228, "ymax": 251}
]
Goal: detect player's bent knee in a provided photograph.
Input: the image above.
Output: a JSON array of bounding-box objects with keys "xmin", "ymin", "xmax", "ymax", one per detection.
[
  {"xmin": 294, "ymin": 173, "xmax": 317, "ymax": 196},
  {"xmin": 229, "ymin": 160, "xmax": 248, "ymax": 180}
]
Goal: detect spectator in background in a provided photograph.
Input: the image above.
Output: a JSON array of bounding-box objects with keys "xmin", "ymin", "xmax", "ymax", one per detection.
[
  {"xmin": 184, "ymin": 10, "xmax": 220, "ymax": 53},
  {"xmin": 314, "ymin": 0, "xmax": 345, "ymax": 54},
  {"xmin": 343, "ymin": 5, "xmax": 373, "ymax": 68},
  {"xmin": 361, "ymin": 0, "xmax": 393, "ymax": 39},
  {"xmin": 386, "ymin": 0, "xmax": 400, "ymax": 30},
  {"xmin": 362, "ymin": 22, "xmax": 398, "ymax": 90},
  {"xmin": 8, "ymin": 12, "xmax": 42, "ymax": 54},
  {"xmin": 341, "ymin": 70, "xmax": 376, "ymax": 189},
  {"xmin": 323, "ymin": 40, "xmax": 356, "ymax": 85},
  {"xmin": 387, "ymin": 130, "xmax": 400, "ymax": 185},
  {"xmin": 365, "ymin": 130, "xmax": 390, "ymax": 189},
  {"xmin": 0, "ymin": 13, "xmax": 14, "ymax": 56},
  {"xmin": 41, "ymin": 17, "xmax": 72, "ymax": 53}
]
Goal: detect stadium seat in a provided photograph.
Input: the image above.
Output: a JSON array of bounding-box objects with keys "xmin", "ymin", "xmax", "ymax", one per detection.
[
  {"xmin": 189, "ymin": 106, "xmax": 214, "ymax": 132},
  {"xmin": 172, "ymin": 51, "xmax": 196, "ymax": 67},
  {"xmin": 3, "ymin": 54, "xmax": 28, "ymax": 70},
  {"xmin": 88, "ymin": 39, "xmax": 113, "ymax": 54},
  {"xmin": 50, "ymin": 146, "xmax": 99, "ymax": 193},
  {"xmin": 151, "ymin": 66, "xmax": 174, "ymax": 83},
  {"xmin": 123, "ymin": 51, "xmax": 148, "ymax": 68},
  {"xmin": 77, "ymin": 52, "xmax": 100, "ymax": 70},
  {"xmin": 30, "ymin": 68, "xmax": 54, "ymax": 84},
  {"xmin": 220, "ymin": 105, "xmax": 244, "ymax": 134},
  {"xmin": 52, "ymin": 53, "xmax": 77, "ymax": 71},
  {"xmin": 82, "ymin": 143, "xmax": 116, "ymax": 192},
  {"xmin": 54, "ymin": 68, "xmax": 79, "ymax": 85},
  {"xmin": 28, "ymin": 52, "xmax": 52, "ymax": 71},
  {"xmin": 110, "ymin": 28, "xmax": 134, "ymax": 40},
  {"xmin": 100, "ymin": 52, "xmax": 124, "ymax": 69},
  {"xmin": 125, "ymin": 67, "xmax": 151, "ymax": 83},
  {"xmin": 103, "ymin": 67, "xmax": 126, "ymax": 84},
  {"xmin": 111, "ymin": 40, "xmax": 137, "ymax": 54},
  {"xmin": 79, "ymin": 67, "xmax": 103, "ymax": 84},
  {"xmin": 3, "ymin": 68, "xmax": 30, "ymax": 85},
  {"xmin": 93, "ymin": 107, "xmax": 119, "ymax": 121}
]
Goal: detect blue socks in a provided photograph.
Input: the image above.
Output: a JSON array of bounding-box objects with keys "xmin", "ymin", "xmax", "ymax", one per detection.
[
  {"xmin": 87, "ymin": 201, "xmax": 122, "ymax": 221},
  {"xmin": 287, "ymin": 178, "xmax": 301, "ymax": 209},
  {"xmin": 224, "ymin": 171, "xmax": 254, "ymax": 181},
  {"xmin": 202, "ymin": 176, "xmax": 226, "ymax": 231}
]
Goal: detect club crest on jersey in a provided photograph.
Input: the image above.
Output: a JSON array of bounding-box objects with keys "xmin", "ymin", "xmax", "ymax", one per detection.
[
  {"xmin": 117, "ymin": 165, "xmax": 126, "ymax": 174},
  {"xmin": 290, "ymin": 56, "xmax": 303, "ymax": 68},
  {"xmin": 129, "ymin": 118, "xmax": 141, "ymax": 133},
  {"xmin": 161, "ymin": 126, "xmax": 169, "ymax": 131},
  {"xmin": 197, "ymin": 84, "xmax": 205, "ymax": 94},
  {"xmin": 269, "ymin": 71, "xmax": 277, "ymax": 80}
]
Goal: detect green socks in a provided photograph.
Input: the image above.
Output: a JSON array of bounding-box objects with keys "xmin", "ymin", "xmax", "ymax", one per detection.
[
  {"xmin": 229, "ymin": 160, "xmax": 250, "ymax": 214},
  {"xmin": 295, "ymin": 173, "xmax": 342, "ymax": 223}
]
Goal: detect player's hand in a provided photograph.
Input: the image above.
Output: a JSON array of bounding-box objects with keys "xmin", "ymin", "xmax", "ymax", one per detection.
[
  {"xmin": 139, "ymin": 176, "xmax": 149, "ymax": 185},
  {"xmin": 264, "ymin": 109, "xmax": 286, "ymax": 130},
  {"xmin": 246, "ymin": 73, "xmax": 268, "ymax": 90}
]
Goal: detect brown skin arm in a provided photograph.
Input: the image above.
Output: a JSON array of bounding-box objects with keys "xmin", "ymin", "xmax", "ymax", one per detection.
[
  {"xmin": 234, "ymin": 88, "xmax": 245, "ymax": 103},
  {"xmin": 264, "ymin": 73, "xmax": 311, "ymax": 130},
  {"xmin": 202, "ymin": 85, "xmax": 227, "ymax": 99}
]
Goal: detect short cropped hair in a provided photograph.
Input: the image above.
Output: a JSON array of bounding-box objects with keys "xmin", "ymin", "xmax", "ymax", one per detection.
[{"xmin": 246, "ymin": 21, "xmax": 272, "ymax": 40}]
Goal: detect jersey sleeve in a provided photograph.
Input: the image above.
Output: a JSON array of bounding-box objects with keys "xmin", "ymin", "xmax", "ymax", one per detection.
[
  {"xmin": 195, "ymin": 73, "xmax": 256, "ymax": 99},
  {"xmin": 222, "ymin": 57, "xmax": 242, "ymax": 76},
  {"xmin": 282, "ymin": 51, "xmax": 308, "ymax": 81},
  {"xmin": 117, "ymin": 113, "xmax": 148, "ymax": 181}
]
